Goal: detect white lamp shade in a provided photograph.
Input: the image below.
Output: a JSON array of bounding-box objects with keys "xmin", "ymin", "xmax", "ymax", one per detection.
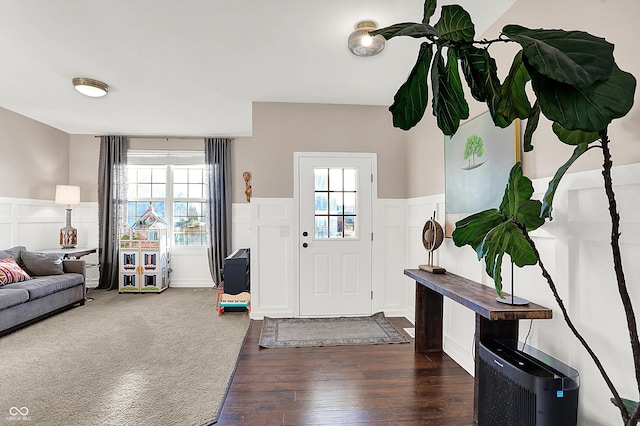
[{"xmin": 55, "ymin": 185, "xmax": 81, "ymax": 205}]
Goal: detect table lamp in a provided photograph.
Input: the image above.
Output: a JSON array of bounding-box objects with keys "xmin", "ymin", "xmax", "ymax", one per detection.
[{"xmin": 55, "ymin": 185, "xmax": 81, "ymax": 248}]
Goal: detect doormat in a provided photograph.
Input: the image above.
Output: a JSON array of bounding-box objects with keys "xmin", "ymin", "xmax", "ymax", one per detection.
[{"xmin": 259, "ymin": 312, "xmax": 409, "ymax": 348}]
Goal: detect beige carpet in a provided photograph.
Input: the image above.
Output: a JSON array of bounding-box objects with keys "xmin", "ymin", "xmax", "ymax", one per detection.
[{"xmin": 0, "ymin": 288, "xmax": 250, "ymax": 426}]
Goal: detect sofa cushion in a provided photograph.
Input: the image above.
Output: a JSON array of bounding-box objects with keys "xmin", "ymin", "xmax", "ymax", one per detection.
[
  {"xmin": 0, "ymin": 246, "xmax": 27, "ymax": 267},
  {"xmin": 21, "ymin": 251, "xmax": 64, "ymax": 276},
  {"xmin": 0, "ymin": 288, "xmax": 30, "ymax": 310},
  {"xmin": 3, "ymin": 274, "xmax": 84, "ymax": 300},
  {"xmin": 0, "ymin": 257, "xmax": 31, "ymax": 285}
]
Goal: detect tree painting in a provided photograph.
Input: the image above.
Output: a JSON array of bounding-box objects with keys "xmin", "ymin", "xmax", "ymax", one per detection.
[{"xmin": 462, "ymin": 134, "xmax": 486, "ymax": 170}]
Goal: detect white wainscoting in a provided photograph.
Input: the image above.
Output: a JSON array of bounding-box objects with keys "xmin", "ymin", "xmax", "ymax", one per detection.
[
  {"xmin": 528, "ymin": 163, "xmax": 640, "ymax": 425},
  {"xmin": 404, "ymin": 164, "xmax": 640, "ymax": 425},
  {"xmin": 372, "ymin": 199, "xmax": 408, "ymax": 317},
  {"xmin": 249, "ymin": 198, "xmax": 296, "ymax": 318},
  {"xmin": 168, "ymin": 247, "xmax": 215, "ymax": 288},
  {"xmin": 232, "ymin": 203, "xmax": 252, "ymax": 250},
  {"xmin": 0, "ymin": 197, "xmax": 99, "ymax": 286}
]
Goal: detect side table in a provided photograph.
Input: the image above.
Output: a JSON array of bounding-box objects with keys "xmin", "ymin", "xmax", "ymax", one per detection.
[{"xmin": 39, "ymin": 247, "xmax": 97, "ymax": 259}]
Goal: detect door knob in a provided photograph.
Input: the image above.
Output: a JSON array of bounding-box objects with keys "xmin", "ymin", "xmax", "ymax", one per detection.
[
  {"xmin": 303, "ymin": 231, "xmax": 308, "ymax": 237},
  {"xmin": 302, "ymin": 243, "xmax": 308, "ymax": 248}
]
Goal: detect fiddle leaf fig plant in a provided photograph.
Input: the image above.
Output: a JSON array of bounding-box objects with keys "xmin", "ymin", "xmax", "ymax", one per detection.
[
  {"xmin": 452, "ymin": 163, "xmax": 543, "ymax": 296},
  {"xmin": 371, "ymin": 0, "xmax": 639, "ymax": 424}
]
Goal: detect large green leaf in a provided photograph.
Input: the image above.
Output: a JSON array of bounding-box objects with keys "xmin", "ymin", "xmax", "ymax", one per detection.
[
  {"xmin": 434, "ymin": 5, "xmax": 474, "ymax": 42},
  {"xmin": 452, "ymin": 209, "xmax": 503, "ymax": 252},
  {"xmin": 498, "ymin": 50, "xmax": 532, "ymax": 121},
  {"xmin": 541, "ymin": 143, "xmax": 590, "ymax": 220},
  {"xmin": 373, "ymin": 23, "xmax": 438, "ymax": 40},
  {"xmin": 458, "ymin": 45, "xmax": 510, "ymax": 128},
  {"xmin": 523, "ymin": 102, "xmax": 540, "ymax": 152},
  {"xmin": 502, "ymin": 25, "xmax": 614, "ymax": 88},
  {"xmin": 422, "ymin": 0, "xmax": 437, "ymax": 25},
  {"xmin": 431, "ymin": 47, "xmax": 469, "ymax": 135},
  {"xmin": 459, "ymin": 45, "xmax": 495, "ymax": 102},
  {"xmin": 389, "ymin": 42, "xmax": 434, "ymax": 131},
  {"xmin": 486, "ymin": 91, "xmax": 511, "ymax": 129},
  {"xmin": 478, "ymin": 221, "xmax": 512, "ymax": 295},
  {"xmin": 529, "ymin": 63, "xmax": 636, "ymax": 132},
  {"xmin": 477, "ymin": 220, "xmax": 537, "ymax": 296},
  {"xmin": 499, "ymin": 163, "xmax": 545, "ymax": 231},
  {"xmin": 453, "ymin": 163, "xmax": 542, "ymax": 296},
  {"xmin": 552, "ymin": 122, "xmax": 600, "ymax": 145}
]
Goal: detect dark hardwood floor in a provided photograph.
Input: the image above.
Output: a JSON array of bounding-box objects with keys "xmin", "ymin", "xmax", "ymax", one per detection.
[{"xmin": 217, "ymin": 317, "xmax": 475, "ymax": 426}]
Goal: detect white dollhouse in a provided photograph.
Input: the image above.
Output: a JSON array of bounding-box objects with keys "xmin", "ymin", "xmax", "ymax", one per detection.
[{"xmin": 119, "ymin": 204, "xmax": 170, "ymax": 293}]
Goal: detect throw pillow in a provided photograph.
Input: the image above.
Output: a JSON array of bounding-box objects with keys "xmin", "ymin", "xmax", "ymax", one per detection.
[
  {"xmin": 0, "ymin": 257, "xmax": 31, "ymax": 285},
  {"xmin": 21, "ymin": 251, "xmax": 65, "ymax": 276}
]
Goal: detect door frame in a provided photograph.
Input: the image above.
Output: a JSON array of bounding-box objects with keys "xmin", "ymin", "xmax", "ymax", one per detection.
[{"xmin": 293, "ymin": 152, "xmax": 378, "ymax": 317}]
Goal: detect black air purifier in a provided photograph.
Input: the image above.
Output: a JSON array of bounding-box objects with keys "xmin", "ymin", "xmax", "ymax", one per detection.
[
  {"xmin": 478, "ymin": 339, "xmax": 579, "ymax": 426},
  {"xmin": 222, "ymin": 248, "xmax": 250, "ymax": 296}
]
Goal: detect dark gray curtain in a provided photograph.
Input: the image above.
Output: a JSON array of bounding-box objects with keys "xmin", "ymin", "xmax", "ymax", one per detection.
[
  {"xmin": 97, "ymin": 136, "xmax": 128, "ymax": 290},
  {"xmin": 205, "ymin": 137, "xmax": 232, "ymax": 286}
]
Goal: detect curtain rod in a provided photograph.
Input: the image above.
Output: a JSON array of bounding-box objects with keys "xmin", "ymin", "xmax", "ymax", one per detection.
[{"xmin": 93, "ymin": 135, "xmax": 234, "ymax": 140}]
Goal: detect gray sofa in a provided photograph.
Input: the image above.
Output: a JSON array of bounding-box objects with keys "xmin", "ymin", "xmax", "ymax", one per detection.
[{"xmin": 0, "ymin": 246, "xmax": 86, "ymax": 336}]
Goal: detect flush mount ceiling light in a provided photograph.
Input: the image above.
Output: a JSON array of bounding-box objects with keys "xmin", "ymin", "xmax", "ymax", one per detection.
[
  {"xmin": 72, "ymin": 77, "xmax": 109, "ymax": 97},
  {"xmin": 348, "ymin": 20, "xmax": 385, "ymax": 57}
]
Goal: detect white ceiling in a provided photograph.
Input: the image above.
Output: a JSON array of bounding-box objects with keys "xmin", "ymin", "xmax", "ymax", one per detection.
[{"xmin": 0, "ymin": 0, "xmax": 516, "ymax": 137}]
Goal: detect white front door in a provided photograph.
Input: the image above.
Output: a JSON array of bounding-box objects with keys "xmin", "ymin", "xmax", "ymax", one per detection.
[{"xmin": 296, "ymin": 153, "xmax": 373, "ymax": 317}]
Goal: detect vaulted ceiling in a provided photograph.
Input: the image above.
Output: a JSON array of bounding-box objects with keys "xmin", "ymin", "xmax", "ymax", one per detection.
[{"xmin": 0, "ymin": 0, "xmax": 516, "ymax": 137}]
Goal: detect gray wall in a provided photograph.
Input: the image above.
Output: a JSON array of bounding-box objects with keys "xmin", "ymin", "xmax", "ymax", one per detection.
[
  {"xmin": 63, "ymin": 135, "xmax": 254, "ymax": 205},
  {"xmin": 69, "ymin": 134, "xmax": 99, "ymax": 202},
  {"xmin": 251, "ymin": 102, "xmax": 409, "ymax": 199},
  {"xmin": 0, "ymin": 107, "xmax": 70, "ymax": 200}
]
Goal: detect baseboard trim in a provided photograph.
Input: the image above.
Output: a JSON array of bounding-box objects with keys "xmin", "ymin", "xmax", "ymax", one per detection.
[
  {"xmin": 169, "ymin": 280, "xmax": 215, "ymax": 288},
  {"xmin": 443, "ymin": 334, "xmax": 474, "ymax": 376}
]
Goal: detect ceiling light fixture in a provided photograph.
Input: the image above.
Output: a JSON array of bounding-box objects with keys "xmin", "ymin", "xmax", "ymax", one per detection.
[
  {"xmin": 348, "ymin": 20, "xmax": 385, "ymax": 57},
  {"xmin": 72, "ymin": 77, "xmax": 109, "ymax": 97}
]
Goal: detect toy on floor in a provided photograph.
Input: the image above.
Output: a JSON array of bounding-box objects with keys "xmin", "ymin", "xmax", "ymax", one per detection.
[{"xmin": 217, "ymin": 291, "xmax": 250, "ymax": 316}]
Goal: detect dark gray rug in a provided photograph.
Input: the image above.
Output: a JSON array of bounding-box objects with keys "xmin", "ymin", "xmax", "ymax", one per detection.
[{"xmin": 259, "ymin": 311, "xmax": 409, "ymax": 348}]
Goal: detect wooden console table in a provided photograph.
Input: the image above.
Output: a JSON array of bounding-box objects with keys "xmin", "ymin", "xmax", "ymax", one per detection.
[{"xmin": 404, "ymin": 268, "xmax": 552, "ymax": 422}]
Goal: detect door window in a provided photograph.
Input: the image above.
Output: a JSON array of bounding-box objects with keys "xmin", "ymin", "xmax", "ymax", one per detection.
[{"xmin": 314, "ymin": 168, "xmax": 357, "ymax": 239}]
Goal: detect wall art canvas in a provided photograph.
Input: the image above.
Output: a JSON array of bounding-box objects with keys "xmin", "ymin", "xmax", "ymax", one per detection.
[{"xmin": 445, "ymin": 111, "xmax": 520, "ymax": 237}]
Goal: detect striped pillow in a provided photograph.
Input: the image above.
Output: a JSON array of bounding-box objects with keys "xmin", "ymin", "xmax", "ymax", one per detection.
[{"xmin": 0, "ymin": 257, "xmax": 31, "ymax": 285}]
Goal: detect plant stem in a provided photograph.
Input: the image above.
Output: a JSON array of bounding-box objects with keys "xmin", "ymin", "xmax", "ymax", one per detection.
[
  {"xmin": 599, "ymin": 130, "xmax": 640, "ymax": 425},
  {"xmin": 520, "ymin": 228, "xmax": 630, "ymax": 422},
  {"xmin": 475, "ymin": 35, "xmax": 511, "ymax": 46}
]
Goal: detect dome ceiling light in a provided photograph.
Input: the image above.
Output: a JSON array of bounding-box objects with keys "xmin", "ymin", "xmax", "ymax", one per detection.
[
  {"xmin": 348, "ymin": 20, "xmax": 385, "ymax": 57},
  {"xmin": 72, "ymin": 77, "xmax": 109, "ymax": 97}
]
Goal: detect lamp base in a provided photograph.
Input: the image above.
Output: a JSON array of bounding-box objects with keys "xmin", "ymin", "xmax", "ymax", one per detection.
[
  {"xmin": 419, "ymin": 264, "xmax": 446, "ymax": 274},
  {"xmin": 60, "ymin": 225, "xmax": 77, "ymax": 248}
]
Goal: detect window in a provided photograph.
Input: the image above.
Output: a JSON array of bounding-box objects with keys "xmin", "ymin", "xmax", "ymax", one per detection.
[
  {"xmin": 314, "ymin": 167, "xmax": 358, "ymax": 238},
  {"xmin": 127, "ymin": 152, "xmax": 208, "ymax": 247},
  {"xmin": 173, "ymin": 166, "xmax": 207, "ymax": 246},
  {"xmin": 127, "ymin": 166, "xmax": 167, "ymax": 227}
]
